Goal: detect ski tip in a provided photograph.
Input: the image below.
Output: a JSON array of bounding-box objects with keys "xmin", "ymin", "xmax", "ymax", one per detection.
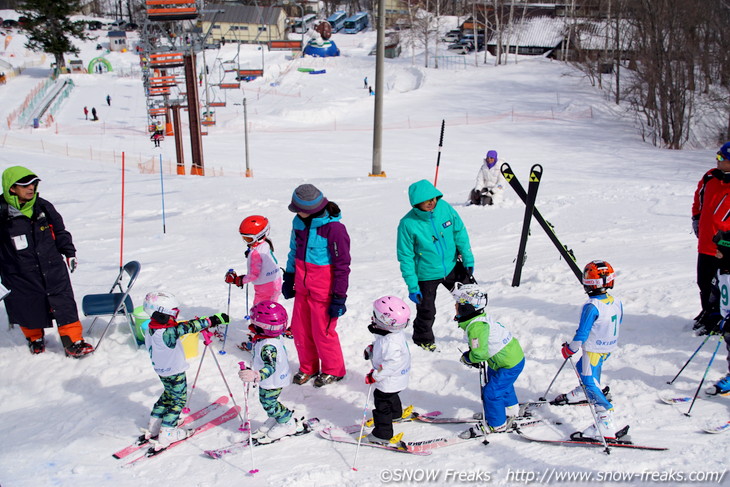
[
  {"xmin": 182, "ymin": 407, "xmax": 190, "ymax": 414},
  {"xmin": 248, "ymin": 469, "xmax": 259, "ymax": 475},
  {"xmin": 218, "ymin": 350, "xmax": 227, "ymax": 355}
]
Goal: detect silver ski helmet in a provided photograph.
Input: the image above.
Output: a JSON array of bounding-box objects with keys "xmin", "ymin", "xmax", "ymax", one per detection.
[{"xmin": 452, "ymin": 283, "xmax": 488, "ymax": 317}]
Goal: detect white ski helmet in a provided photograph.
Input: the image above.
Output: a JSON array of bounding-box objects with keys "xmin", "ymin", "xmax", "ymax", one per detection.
[
  {"xmin": 143, "ymin": 291, "xmax": 180, "ymax": 320},
  {"xmin": 372, "ymin": 295, "xmax": 411, "ymax": 331},
  {"xmin": 451, "ymin": 283, "xmax": 488, "ymax": 316}
]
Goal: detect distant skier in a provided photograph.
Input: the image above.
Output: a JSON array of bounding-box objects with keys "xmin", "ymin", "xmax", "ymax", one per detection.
[
  {"xmin": 363, "ymin": 296, "xmax": 412, "ymax": 445},
  {"xmin": 555, "ymin": 260, "xmax": 623, "ymax": 441},
  {"xmin": 106, "ymin": 94, "xmax": 111, "ymax": 106},
  {"xmin": 91, "ymin": 107, "xmax": 98, "ymax": 121},
  {"xmin": 151, "ymin": 131, "xmax": 162, "ymax": 147},
  {"xmin": 238, "ymin": 300, "xmax": 304, "ymax": 443},
  {"xmin": 364, "ymin": 76, "xmax": 368, "ymax": 88},
  {"xmin": 452, "ymin": 284, "xmax": 525, "ymax": 438},
  {"xmin": 141, "ymin": 291, "xmax": 228, "ymax": 451},
  {"xmin": 467, "ymin": 150, "xmax": 505, "ymax": 206},
  {"xmin": 83, "ymin": 106, "xmax": 88, "ymax": 120},
  {"xmin": 368, "ymin": 86, "xmax": 374, "ymax": 96}
]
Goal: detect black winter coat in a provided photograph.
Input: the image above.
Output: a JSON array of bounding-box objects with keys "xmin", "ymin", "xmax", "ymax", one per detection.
[{"xmin": 0, "ymin": 198, "xmax": 79, "ymax": 329}]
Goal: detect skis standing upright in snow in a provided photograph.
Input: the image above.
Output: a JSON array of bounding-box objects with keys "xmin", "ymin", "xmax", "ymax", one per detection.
[
  {"xmin": 512, "ymin": 164, "xmax": 542, "ymax": 287},
  {"xmin": 500, "ymin": 163, "xmax": 582, "ymax": 281}
]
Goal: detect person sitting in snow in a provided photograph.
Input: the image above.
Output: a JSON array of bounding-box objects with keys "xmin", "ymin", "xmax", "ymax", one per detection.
[
  {"xmin": 554, "ymin": 260, "xmax": 623, "ymax": 441},
  {"xmin": 363, "ymin": 296, "xmax": 412, "ymax": 445},
  {"xmin": 452, "ymin": 283, "xmax": 525, "ymax": 438},
  {"xmin": 141, "ymin": 291, "xmax": 229, "ymax": 451},
  {"xmin": 467, "ymin": 150, "xmax": 505, "ymax": 206},
  {"xmin": 238, "ymin": 300, "xmax": 304, "ymax": 443}
]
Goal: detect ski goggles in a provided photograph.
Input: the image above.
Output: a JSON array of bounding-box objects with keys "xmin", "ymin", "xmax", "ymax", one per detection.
[{"xmin": 718, "ymin": 152, "xmax": 727, "ymax": 162}]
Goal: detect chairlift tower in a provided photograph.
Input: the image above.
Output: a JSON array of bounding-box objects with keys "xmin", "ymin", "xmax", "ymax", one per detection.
[{"xmin": 139, "ymin": 1, "xmax": 214, "ymax": 175}]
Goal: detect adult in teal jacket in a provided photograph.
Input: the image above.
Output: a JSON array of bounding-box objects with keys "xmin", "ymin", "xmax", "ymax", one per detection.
[{"xmin": 396, "ymin": 179, "xmax": 475, "ymax": 350}]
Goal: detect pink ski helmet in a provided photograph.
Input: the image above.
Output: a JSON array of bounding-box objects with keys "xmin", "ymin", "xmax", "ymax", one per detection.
[
  {"xmin": 250, "ymin": 300, "xmax": 288, "ymax": 337},
  {"xmin": 372, "ymin": 296, "xmax": 411, "ymax": 331}
]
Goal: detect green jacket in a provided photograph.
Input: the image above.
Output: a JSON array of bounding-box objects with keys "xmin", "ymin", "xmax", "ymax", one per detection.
[
  {"xmin": 458, "ymin": 312, "xmax": 524, "ymax": 370},
  {"xmin": 396, "ymin": 180, "xmax": 474, "ymax": 293}
]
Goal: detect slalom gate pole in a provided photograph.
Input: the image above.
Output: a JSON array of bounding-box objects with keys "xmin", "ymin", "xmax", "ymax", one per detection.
[
  {"xmin": 182, "ymin": 331, "xmax": 209, "ymax": 414},
  {"xmin": 685, "ymin": 336, "xmax": 723, "ymax": 417},
  {"xmin": 159, "ymin": 154, "xmax": 166, "ymax": 234},
  {"xmin": 433, "ymin": 120, "xmax": 445, "ymax": 187},
  {"xmin": 219, "ymin": 270, "xmax": 233, "ymax": 355},
  {"xmin": 201, "ymin": 329, "xmax": 246, "ymax": 427},
  {"xmin": 667, "ymin": 333, "xmax": 712, "ymax": 385},
  {"xmin": 539, "ymin": 356, "xmax": 569, "ymax": 401},
  {"xmin": 352, "ymin": 383, "xmax": 374, "ymax": 471},
  {"xmin": 119, "ymin": 152, "xmax": 125, "ymax": 269},
  {"xmin": 566, "ymin": 354, "xmax": 610, "ymax": 454},
  {"xmin": 238, "ymin": 361, "xmax": 258, "ymax": 475}
]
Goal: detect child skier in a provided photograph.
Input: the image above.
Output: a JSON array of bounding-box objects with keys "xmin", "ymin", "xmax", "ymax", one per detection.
[
  {"xmin": 362, "ymin": 296, "xmax": 412, "ymax": 445},
  {"xmin": 452, "ymin": 283, "xmax": 525, "ymax": 436},
  {"xmin": 556, "ymin": 260, "xmax": 623, "ymax": 440},
  {"xmin": 141, "ymin": 291, "xmax": 229, "ymax": 450},
  {"xmin": 225, "ymin": 215, "xmax": 282, "ymax": 305},
  {"xmin": 238, "ymin": 300, "xmax": 303, "ymax": 443},
  {"xmin": 704, "ymin": 230, "xmax": 730, "ymax": 395}
]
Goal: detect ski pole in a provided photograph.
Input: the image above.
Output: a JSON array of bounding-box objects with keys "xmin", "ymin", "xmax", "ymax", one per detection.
[
  {"xmin": 433, "ymin": 119, "xmax": 445, "ymax": 187},
  {"xmin": 667, "ymin": 333, "xmax": 712, "ymax": 385},
  {"xmin": 685, "ymin": 335, "xmax": 723, "ymax": 417},
  {"xmin": 201, "ymin": 329, "xmax": 247, "ymax": 428},
  {"xmin": 219, "ymin": 270, "xmax": 234, "ymax": 355},
  {"xmin": 238, "ymin": 361, "xmax": 258, "ymax": 475},
  {"xmin": 352, "ymin": 383, "xmax": 373, "ymax": 471},
  {"xmin": 182, "ymin": 326, "xmax": 210, "ymax": 414},
  {"xmin": 539, "ymin": 356, "xmax": 569, "ymax": 401},
  {"xmin": 565, "ymin": 353, "xmax": 610, "ymax": 454}
]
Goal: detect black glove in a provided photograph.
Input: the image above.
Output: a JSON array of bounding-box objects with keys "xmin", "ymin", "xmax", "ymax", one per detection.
[
  {"xmin": 282, "ymin": 272, "xmax": 295, "ymax": 299},
  {"xmin": 460, "ymin": 350, "xmax": 479, "ymax": 368},
  {"xmin": 692, "ymin": 217, "xmax": 699, "ymax": 237},
  {"xmin": 207, "ymin": 313, "xmax": 230, "ymax": 328},
  {"xmin": 328, "ymin": 295, "xmax": 347, "ymax": 318}
]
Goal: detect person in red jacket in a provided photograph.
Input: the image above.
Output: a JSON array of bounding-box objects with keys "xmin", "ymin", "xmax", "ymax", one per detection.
[{"xmin": 692, "ymin": 142, "xmax": 730, "ymax": 332}]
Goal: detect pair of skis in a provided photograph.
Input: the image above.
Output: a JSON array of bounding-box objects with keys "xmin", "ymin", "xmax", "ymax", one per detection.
[
  {"xmin": 659, "ymin": 390, "xmax": 730, "ymax": 433},
  {"xmin": 112, "ymin": 396, "xmax": 241, "ymax": 467},
  {"xmin": 501, "ymin": 163, "xmax": 582, "ymax": 285},
  {"xmin": 204, "ymin": 418, "xmax": 320, "ymax": 459}
]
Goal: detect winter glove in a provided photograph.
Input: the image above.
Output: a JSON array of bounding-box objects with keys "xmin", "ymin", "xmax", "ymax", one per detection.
[
  {"xmin": 561, "ymin": 342, "xmax": 577, "ymax": 359},
  {"xmin": 224, "ymin": 270, "xmax": 244, "ymax": 287},
  {"xmin": 408, "ymin": 291, "xmax": 422, "ymax": 305},
  {"xmin": 460, "ymin": 351, "xmax": 479, "ymax": 368},
  {"xmin": 282, "ymin": 272, "xmax": 295, "ymax": 299},
  {"xmin": 207, "ymin": 313, "xmax": 230, "ymax": 328},
  {"xmin": 692, "ymin": 216, "xmax": 700, "ymax": 237},
  {"xmin": 363, "ymin": 344, "xmax": 373, "ymax": 361},
  {"xmin": 465, "ymin": 266, "xmax": 474, "ymax": 276},
  {"xmin": 66, "ymin": 257, "xmax": 78, "ymax": 273},
  {"xmin": 238, "ymin": 369, "xmax": 261, "ymax": 383},
  {"xmin": 328, "ymin": 295, "xmax": 347, "ymax": 318},
  {"xmin": 365, "ymin": 369, "xmax": 377, "ymax": 384}
]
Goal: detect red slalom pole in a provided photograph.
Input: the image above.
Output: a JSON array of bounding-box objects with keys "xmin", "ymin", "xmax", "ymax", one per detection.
[{"xmin": 433, "ymin": 120, "xmax": 445, "ymax": 187}]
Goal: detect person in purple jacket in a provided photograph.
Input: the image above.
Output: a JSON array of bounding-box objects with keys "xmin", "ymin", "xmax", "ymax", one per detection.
[{"xmin": 282, "ymin": 184, "xmax": 351, "ymax": 388}]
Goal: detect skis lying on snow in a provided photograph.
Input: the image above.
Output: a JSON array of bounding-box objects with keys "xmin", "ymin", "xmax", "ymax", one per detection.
[
  {"xmin": 319, "ymin": 427, "xmax": 434, "ymax": 455},
  {"xmin": 512, "ymin": 164, "xmax": 542, "ymax": 287},
  {"xmin": 658, "ymin": 389, "xmax": 728, "ymax": 405},
  {"xmin": 204, "ymin": 418, "xmax": 320, "ymax": 459},
  {"xmin": 702, "ymin": 420, "xmax": 730, "ymax": 434},
  {"xmin": 515, "ymin": 425, "xmax": 668, "ymax": 451},
  {"xmin": 500, "ymin": 162, "xmax": 582, "ymax": 281},
  {"xmin": 122, "ymin": 405, "xmax": 241, "ymax": 468},
  {"xmin": 112, "ymin": 395, "xmax": 229, "ymax": 459},
  {"xmin": 519, "ymin": 387, "xmax": 612, "ymax": 410}
]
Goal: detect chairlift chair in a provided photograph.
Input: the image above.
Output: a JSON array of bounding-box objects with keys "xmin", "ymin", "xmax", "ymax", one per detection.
[{"xmin": 82, "ymin": 260, "xmax": 141, "ymax": 351}]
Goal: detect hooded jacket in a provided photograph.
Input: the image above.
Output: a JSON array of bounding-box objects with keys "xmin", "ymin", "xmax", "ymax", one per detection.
[
  {"xmin": 0, "ymin": 166, "xmax": 78, "ymax": 328},
  {"xmin": 396, "ymin": 180, "xmax": 474, "ymax": 293},
  {"xmin": 457, "ymin": 312, "xmax": 524, "ymax": 370}
]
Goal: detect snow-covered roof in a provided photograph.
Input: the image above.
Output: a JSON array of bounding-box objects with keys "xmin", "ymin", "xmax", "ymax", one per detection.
[{"xmin": 489, "ymin": 16, "xmax": 565, "ymax": 48}]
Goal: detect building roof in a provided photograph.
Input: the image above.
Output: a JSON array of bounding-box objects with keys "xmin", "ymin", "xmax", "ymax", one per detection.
[
  {"xmin": 201, "ymin": 4, "xmax": 282, "ymax": 25},
  {"xmin": 489, "ymin": 16, "xmax": 564, "ymax": 48},
  {"xmin": 571, "ymin": 19, "xmax": 634, "ymax": 51},
  {"xmin": 108, "ymin": 30, "xmax": 127, "ymax": 37}
]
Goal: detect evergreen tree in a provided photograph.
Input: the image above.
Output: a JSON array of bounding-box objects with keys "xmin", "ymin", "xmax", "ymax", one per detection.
[{"xmin": 19, "ymin": 0, "xmax": 90, "ymax": 70}]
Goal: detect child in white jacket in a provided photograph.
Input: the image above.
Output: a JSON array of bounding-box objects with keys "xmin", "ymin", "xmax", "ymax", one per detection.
[
  {"xmin": 363, "ymin": 296, "xmax": 412, "ymax": 444},
  {"xmin": 468, "ymin": 150, "xmax": 505, "ymax": 206}
]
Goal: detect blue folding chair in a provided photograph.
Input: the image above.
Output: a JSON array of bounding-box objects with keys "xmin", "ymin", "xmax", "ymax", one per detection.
[{"xmin": 82, "ymin": 261, "xmax": 141, "ymax": 351}]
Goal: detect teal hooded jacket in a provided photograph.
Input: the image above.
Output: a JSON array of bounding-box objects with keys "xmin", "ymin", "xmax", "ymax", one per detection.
[{"xmin": 396, "ymin": 180, "xmax": 474, "ymax": 293}]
